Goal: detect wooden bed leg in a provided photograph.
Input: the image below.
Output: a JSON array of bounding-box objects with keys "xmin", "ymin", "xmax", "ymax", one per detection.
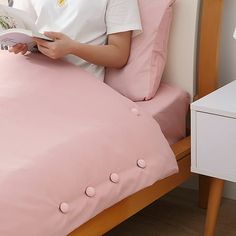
[
  {"xmin": 199, "ymin": 175, "xmax": 211, "ymax": 209},
  {"xmin": 204, "ymin": 178, "xmax": 224, "ymax": 236}
]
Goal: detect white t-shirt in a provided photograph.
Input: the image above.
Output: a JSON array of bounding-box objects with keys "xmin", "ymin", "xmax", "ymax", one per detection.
[{"xmin": 13, "ymin": 0, "xmax": 142, "ymax": 80}]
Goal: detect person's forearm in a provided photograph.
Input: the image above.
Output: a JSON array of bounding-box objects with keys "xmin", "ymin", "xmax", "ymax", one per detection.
[
  {"xmin": 69, "ymin": 41, "xmax": 129, "ymax": 69},
  {"xmin": 33, "ymin": 31, "xmax": 132, "ymax": 66}
]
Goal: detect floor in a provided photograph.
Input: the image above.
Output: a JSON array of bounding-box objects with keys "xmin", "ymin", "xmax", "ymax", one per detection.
[{"xmin": 105, "ymin": 188, "xmax": 236, "ymax": 236}]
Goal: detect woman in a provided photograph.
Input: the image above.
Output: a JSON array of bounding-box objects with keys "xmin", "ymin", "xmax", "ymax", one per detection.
[{"xmin": 10, "ymin": 0, "xmax": 142, "ymax": 80}]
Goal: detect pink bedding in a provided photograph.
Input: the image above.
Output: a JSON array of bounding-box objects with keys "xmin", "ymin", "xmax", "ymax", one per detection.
[
  {"xmin": 136, "ymin": 83, "xmax": 190, "ymax": 145},
  {"xmin": 0, "ymin": 52, "xmax": 178, "ymax": 236}
]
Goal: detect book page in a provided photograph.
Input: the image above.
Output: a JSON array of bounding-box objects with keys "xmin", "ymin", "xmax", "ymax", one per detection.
[
  {"xmin": 0, "ymin": 3, "xmax": 53, "ymax": 49},
  {"xmin": 0, "ymin": 29, "xmax": 35, "ymax": 48},
  {"xmin": 0, "ymin": 4, "xmax": 37, "ymax": 33}
]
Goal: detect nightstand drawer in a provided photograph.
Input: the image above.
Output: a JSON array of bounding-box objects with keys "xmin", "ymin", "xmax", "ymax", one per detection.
[{"xmin": 192, "ymin": 111, "xmax": 236, "ymax": 182}]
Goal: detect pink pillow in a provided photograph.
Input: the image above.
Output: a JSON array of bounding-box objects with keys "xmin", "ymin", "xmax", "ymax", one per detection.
[{"xmin": 105, "ymin": 0, "xmax": 175, "ymax": 101}]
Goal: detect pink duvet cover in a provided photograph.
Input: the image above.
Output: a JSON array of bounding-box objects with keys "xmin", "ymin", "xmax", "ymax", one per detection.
[{"xmin": 0, "ymin": 52, "xmax": 178, "ymax": 236}]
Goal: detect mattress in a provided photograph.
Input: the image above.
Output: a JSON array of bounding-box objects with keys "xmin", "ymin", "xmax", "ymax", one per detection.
[{"xmin": 136, "ymin": 83, "xmax": 190, "ymax": 145}]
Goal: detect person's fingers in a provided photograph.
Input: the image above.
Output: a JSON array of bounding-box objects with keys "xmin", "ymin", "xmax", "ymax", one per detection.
[
  {"xmin": 14, "ymin": 45, "xmax": 27, "ymax": 54},
  {"xmin": 9, "ymin": 44, "xmax": 22, "ymax": 52},
  {"xmin": 37, "ymin": 45, "xmax": 50, "ymax": 57},
  {"xmin": 33, "ymin": 38, "xmax": 51, "ymax": 48},
  {"xmin": 44, "ymin": 31, "xmax": 62, "ymax": 40},
  {"xmin": 21, "ymin": 46, "xmax": 28, "ymax": 55},
  {"xmin": 9, "ymin": 44, "xmax": 27, "ymax": 54}
]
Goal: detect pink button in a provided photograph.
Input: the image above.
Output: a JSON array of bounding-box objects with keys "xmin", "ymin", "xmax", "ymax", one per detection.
[
  {"xmin": 59, "ymin": 202, "xmax": 70, "ymax": 214},
  {"xmin": 131, "ymin": 108, "xmax": 140, "ymax": 116},
  {"xmin": 85, "ymin": 187, "xmax": 96, "ymax": 197},
  {"xmin": 110, "ymin": 173, "xmax": 120, "ymax": 183},
  {"xmin": 137, "ymin": 159, "xmax": 146, "ymax": 169}
]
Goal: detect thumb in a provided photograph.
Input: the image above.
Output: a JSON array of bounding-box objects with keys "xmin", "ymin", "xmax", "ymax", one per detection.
[{"xmin": 44, "ymin": 31, "xmax": 63, "ymax": 40}]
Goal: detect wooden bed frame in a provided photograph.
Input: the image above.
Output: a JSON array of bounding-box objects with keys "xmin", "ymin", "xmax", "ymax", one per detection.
[{"xmin": 69, "ymin": 0, "xmax": 224, "ymax": 235}]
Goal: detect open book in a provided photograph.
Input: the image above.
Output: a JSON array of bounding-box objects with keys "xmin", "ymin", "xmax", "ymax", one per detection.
[{"xmin": 0, "ymin": 4, "xmax": 53, "ymax": 50}]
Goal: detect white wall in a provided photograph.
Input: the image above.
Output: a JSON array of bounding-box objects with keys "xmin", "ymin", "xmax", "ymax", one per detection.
[{"xmin": 220, "ymin": 0, "xmax": 236, "ymax": 86}]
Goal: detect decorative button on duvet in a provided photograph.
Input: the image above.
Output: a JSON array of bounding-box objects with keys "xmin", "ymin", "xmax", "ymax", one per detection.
[
  {"xmin": 59, "ymin": 202, "xmax": 70, "ymax": 214},
  {"xmin": 85, "ymin": 187, "xmax": 96, "ymax": 197},
  {"xmin": 110, "ymin": 173, "xmax": 120, "ymax": 183},
  {"xmin": 137, "ymin": 159, "xmax": 146, "ymax": 169},
  {"xmin": 131, "ymin": 108, "xmax": 140, "ymax": 116}
]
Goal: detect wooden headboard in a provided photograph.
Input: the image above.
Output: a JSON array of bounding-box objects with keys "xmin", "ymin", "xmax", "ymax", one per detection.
[
  {"xmin": 198, "ymin": 0, "xmax": 224, "ymax": 98},
  {"xmin": 163, "ymin": 0, "xmax": 224, "ymax": 100}
]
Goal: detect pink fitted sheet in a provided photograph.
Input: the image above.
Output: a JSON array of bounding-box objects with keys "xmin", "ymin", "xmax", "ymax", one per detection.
[{"xmin": 136, "ymin": 83, "xmax": 190, "ymax": 145}]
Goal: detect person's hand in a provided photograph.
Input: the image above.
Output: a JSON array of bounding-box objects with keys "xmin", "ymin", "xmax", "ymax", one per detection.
[
  {"xmin": 33, "ymin": 32, "xmax": 75, "ymax": 59},
  {"xmin": 8, "ymin": 44, "xmax": 28, "ymax": 55}
]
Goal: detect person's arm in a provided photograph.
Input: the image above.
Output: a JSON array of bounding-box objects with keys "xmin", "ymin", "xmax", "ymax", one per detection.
[{"xmin": 33, "ymin": 31, "xmax": 132, "ymax": 69}]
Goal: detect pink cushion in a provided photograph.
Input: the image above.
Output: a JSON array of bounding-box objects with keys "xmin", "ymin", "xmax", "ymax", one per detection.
[{"xmin": 105, "ymin": 0, "xmax": 175, "ymax": 101}]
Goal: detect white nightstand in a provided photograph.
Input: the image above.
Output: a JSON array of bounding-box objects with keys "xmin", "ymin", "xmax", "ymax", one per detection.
[{"xmin": 191, "ymin": 80, "xmax": 236, "ymax": 236}]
